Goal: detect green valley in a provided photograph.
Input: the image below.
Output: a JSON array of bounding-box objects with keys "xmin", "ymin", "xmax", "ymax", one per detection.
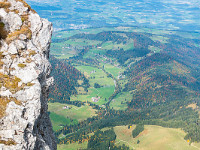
[{"xmin": 47, "ymin": 26, "xmax": 200, "ymax": 150}]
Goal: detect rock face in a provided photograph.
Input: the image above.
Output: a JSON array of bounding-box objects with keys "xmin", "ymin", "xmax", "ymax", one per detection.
[{"xmin": 0, "ymin": 0, "xmax": 56, "ymax": 149}]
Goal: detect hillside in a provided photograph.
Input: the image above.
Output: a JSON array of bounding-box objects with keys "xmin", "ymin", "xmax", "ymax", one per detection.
[
  {"xmin": 125, "ymin": 53, "xmax": 199, "ymax": 109},
  {"xmin": 49, "ymin": 27, "xmax": 200, "ymax": 149},
  {"xmin": 49, "ymin": 56, "xmax": 89, "ymax": 106}
]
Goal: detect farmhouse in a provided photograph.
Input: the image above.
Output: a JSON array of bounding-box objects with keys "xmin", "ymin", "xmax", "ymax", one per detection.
[
  {"xmin": 92, "ymin": 97, "xmax": 100, "ymax": 102},
  {"xmin": 63, "ymin": 106, "xmax": 70, "ymax": 109}
]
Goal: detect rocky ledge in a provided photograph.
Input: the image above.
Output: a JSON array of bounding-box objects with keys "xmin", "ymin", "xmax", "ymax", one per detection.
[{"xmin": 0, "ymin": 0, "xmax": 56, "ymax": 149}]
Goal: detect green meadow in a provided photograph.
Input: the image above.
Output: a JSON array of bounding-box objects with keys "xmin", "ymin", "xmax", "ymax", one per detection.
[
  {"xmin": 75, "ymin": 65, "xmax": 114, "ymax": 86},
  {"xmin": 114, "ymin": 125, "xmax": 200, "ymax": 150},
  {"xmin": 58, "ymin": 142, "xmax": 88, "ymax": 150},
  {"xmin": 71, "ymin": 65, "xmax": 115, "ymax": 105},
  {"xmin": 110, "ymin": 92, "xmax": 132, "ymax": 110},
  {"xmin": 49, "ymin": 112, "xmax": 74, "ymax": 131},
  {"xmin": 48, "ymin": 103, "xmax": 97, "ymax": 131},
  {"xmin": 103, "ymin": 64, "xmax": 125, "ymax": 78},
  {"xmin": 71, "ymin": 86, "xmax": 115, "ymax": 105},
  {"xmin": 83, "ymin": 48, "xmax": 107, "ymax": 58}
]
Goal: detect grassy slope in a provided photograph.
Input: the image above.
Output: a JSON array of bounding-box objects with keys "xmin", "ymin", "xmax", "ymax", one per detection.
[
  {"xmin": 109, "ymin": 92, "xmax": 132, "ymax": 110},
  {"xmin": 48, "ymin": 102, "xmax": 97, "ymax": 128},
  {"xmin": 75, "ymin": 65, "xmax": 114, "ymax": 86},
  {"xmin": 114, "ymin": 125, "xmax": 136, "ymax": 149},
  {"xmin": 114, "ymin": 125, "xmax": 200, "ymax": 150},
  {"xmin": 104, "ymin": 64, "xmax": 125, "ymax": 78},
  {"xmin": 49, "ymin": 112, "xmax": 73, "ymax": 131},
  {"xmin": 58, "ymin": 142, "xmax": 88, "ymax": 150},
  {"xmin": 71, "ymin": 65, "xmax": 115, "ymax": 105},
  {"xmin": 71, "ymin": 86, "xmax": 115, "ymax": 105}
]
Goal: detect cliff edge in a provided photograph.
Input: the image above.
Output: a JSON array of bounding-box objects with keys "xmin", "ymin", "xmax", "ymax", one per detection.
[{"xmin": 0, "ymin": 0, "xmax": 56, "ymax": 149}]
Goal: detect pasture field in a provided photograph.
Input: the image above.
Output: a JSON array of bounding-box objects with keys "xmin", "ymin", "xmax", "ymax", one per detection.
[
  {"xmin": 101, "ymin": 41, "xmax": 115, "ymax": 50},
  {"xmin": 101, "ymin": 127, "xmax": 112, "ymax": 132},
  {"xmin": 101, "ymin": 39, "xmax": 135, "ymax": 51},
  {"xmin": 114, "ymin": 125, "xmax": 136, "ymax": 149},
  {"xmin": 100, "ymin": 41, "xmax": 134, "ymax": 51},
  {"xmin": 71, "ymin": 86, "xmax": 115, "ymax": 105},
  {"xmin": 83, "ymin": 48, "xmax": 107, "ymax": 58},
  {"xmin": 118, "ymin": 78, "xmax": 129, "ymax": 89},
  {"xmin": 74, "ymin": 65, "xmax": 114, "ymax": 86},
  {"xmin": 148, "ymin": 46, "xmax": 162, "ymax": 53},
  {"xmin": 50, "ymin": 42, "xmax": 76, "ymax": 59},
  {"xmin": 51, "ymin": 37, "xmax": 101, "ymax": 59},
  {"xmin": 50, "ymin": 43, "xmax": 64, "ymax": 56},
  {"xmin": 63, "ymin": 39, "xmax": 101, "ymax": 47},
  {"xmin": 71, "ymin": 65, "xmax": 115, "ymax": 105},
  {"xmin": 58, "ymin": 142, "xmax": 88, "ymax": 150},
  {"xmin": 103, "ymin": 64, "xmax": 125, "ymax": 78},
  {"xmin": 114, "ymin": 125, "xmax": 200, "ymax": 150},
  {"xmin": 52, "ymin": 30, "xmax": 82, "ymax": 39},
  {"xmin": 54, "ymin": 54, "xmax": 74, "ymax": 59},
  {"xmin": 48, "ymin": 102, "xmax": 97, "ymax": 123},
  {"xmin": 90, "ymin": 86, "xmax": 115, "ymax": 101},
  {"xmin": 49, "ymin": 112, "xmax": 75, "ymax": 131},
  {"xmin": 150, "ymin": 35, "xmax": 169, "ymax": 44},
  {"xmin": 109, "ymin": 92, "xmax": 132, "ymax": 110}
]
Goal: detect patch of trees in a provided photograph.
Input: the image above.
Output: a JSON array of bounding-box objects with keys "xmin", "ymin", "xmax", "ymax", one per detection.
[
  {"xmin": 94, "ymin": 83, "xmax": 101, "ymax": 88},
  {"xmin": 132, "ymin": 124, "xmax": 144, "ymax": 138},
  {"xmin": 70, "ymin": 31, "xmax": 127, "ymax": 44},
  {"xmin": 125, "ymin": 32, "xmax": 155, "ymax": 49},
  {"xmin": 51, "ymin": 38, "xmax": 67, "ymax": 43},
  {"xmin": 70, "ymin": 47, "xmax": 90, "ymax": 60},
  {"xmin": 87, "ymin": 128, "xmax": 116, "ymax": 149},
  {"xmin": 88, "ymin": 128, "xmax": 130, "ymax": 150},
  {"xmin": 50, "ymin": 100, "xmax": 85, "ymax": 107},
  {"xmin": 49, "ymin": 56, "xmax": 89, "ymax": 104},
  {"xmin": 106, "ymin": 48, "xmax": 150, "ymax": 65},
  {"xmin": 124, "ymin": 53, "xmax": 172, "ymax": 77}
]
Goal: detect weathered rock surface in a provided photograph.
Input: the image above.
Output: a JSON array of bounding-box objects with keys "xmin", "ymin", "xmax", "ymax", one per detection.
[{"xmin": 0, "ymin": 0, "xmax": 56, "ymax": 149}]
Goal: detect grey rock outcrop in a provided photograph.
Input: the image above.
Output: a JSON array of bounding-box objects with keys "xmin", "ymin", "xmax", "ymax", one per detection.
[{"xmin": 0, "ymin": 0, "xmax": 56, "ymax": 149}]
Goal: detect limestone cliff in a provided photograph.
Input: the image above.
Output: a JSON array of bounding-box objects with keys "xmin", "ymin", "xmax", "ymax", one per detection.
[{"xmin": 0, "ymin": 0, "xmax": 56, "ymax": 149}]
